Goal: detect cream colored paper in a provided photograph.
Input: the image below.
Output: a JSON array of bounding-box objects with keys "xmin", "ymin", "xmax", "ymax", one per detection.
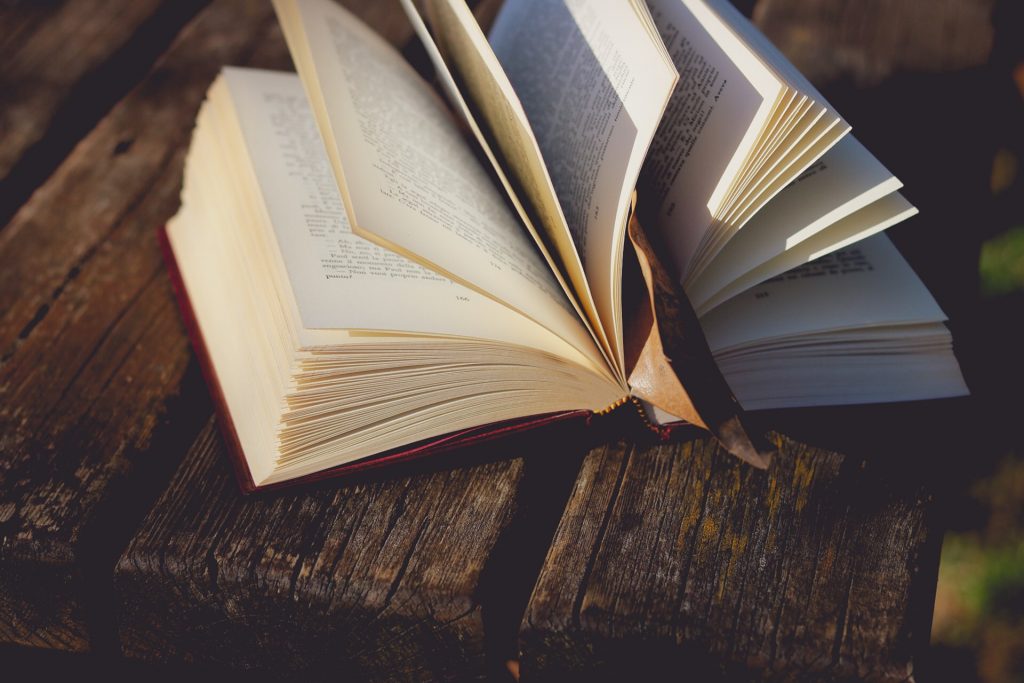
[
  {"xmin": 274, "ymin": 0, "xmax": 608, "ymax": 369},
  {"xmin": 488, "ymin": 0, "xmax": 677, "ymax": 363},
  {"xmin": 410, "ymin": 0, "xmax": 622, "ymax": 369}
]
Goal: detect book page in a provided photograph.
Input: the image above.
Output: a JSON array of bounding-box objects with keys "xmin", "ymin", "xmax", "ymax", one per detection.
[
  {"xmin": 687, "ymin": 136, "xmax": 902, "ymax": 307},
  {"xmin": 223, "ymin": 68, "xmax": 448, "ymax": 329},
  {"xmin": 274, "ymin": 0, "xmax": 606, "ymax": 367},
  {"xmin": 706, "ymin": 0, "xmax": 832, "ymax": 105},
  {"xmin": 713, "ymin": 113, "xmax": 846, "ymax": 241},
  {"xmin": 397, "ymin": 0, "xmax": 614, "ymax": 372},
  {"xmin": 221, "ymin": 68, "xmax": 608, "ymax": 368},
  {"xmin": 695, "ymin": 0, "xmax": 847, "ymax": 211},
  {"xmin": 409, "ymin": 0, "xmax": 617, "ymax": 367},
  {"xmin": 697, "ymin": 193, "xmax": 917, "ymax": 314},
  {"xmin": 699, "ymin": 234, "xmax": 947, "ymax": 352},
  {"xmin": 487, "ymin": 0, "xmax": 677, "ymax": 359},
  {"xmin": 638, "ymin": 0, "xmax": 782, "ymax": 277}
]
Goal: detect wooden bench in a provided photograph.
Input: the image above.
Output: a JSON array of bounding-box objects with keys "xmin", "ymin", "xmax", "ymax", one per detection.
[{"xmin": 0, "ymin": 0, "xmax": 996, "ymax": 679}]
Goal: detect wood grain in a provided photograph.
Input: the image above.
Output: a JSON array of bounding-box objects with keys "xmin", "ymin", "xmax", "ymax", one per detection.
[
  {"xmin": 115, "ymin": 418, "xmax": 563, "ymax": 681},
  {"xmin": 0, "ymin": 0, "xmax": 210, "ymax": 227},
  {"xmin": 519, "ymin": 413, "xmax": 951, "ymax": 682},
  {"xmin": 0, "ymin": 0, "xmax": 297, "ymax": 652}
]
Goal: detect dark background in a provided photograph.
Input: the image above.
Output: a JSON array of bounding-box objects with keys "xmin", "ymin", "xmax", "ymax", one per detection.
[{"xmin": 751, "ymin": 1, "xmax": 1024, "ymax": 679}]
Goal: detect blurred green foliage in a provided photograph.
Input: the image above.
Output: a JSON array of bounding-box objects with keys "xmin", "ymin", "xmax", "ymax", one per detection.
[
  {"xmin": 980, "ymin": 226, "xmax": 1024, "ymax": 296},
  {"xmin": 934, "ymin": 455, "xmax": 1024, "ymax": 681}
]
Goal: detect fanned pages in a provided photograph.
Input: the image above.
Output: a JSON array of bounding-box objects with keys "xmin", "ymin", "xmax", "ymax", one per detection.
[
  {"xmin": 273, "ymin": 0, "xmax": 610, "ymax": 374},
  {"xmin": 165, "ymin": 67, "xmax": 623, "ymax": 487},
  {"xmin": 395, "ymin": 0, "xmax": 610, "ymax": 370},
  {"xmin": 162, "ymin": 1, "xmax": 967, "ymax": 490},
  {"xmin": 486, "ymin": 0, "xmax": 677, "ymax": 367},
  {"xmin": 397, "ymin": 0, "xmax": 622, "ymax": 370},
  {"xmin": 638, "ymin": 0, "xmax": 848, "ymax": 283},
  {"xmin": 687, "ymin": 135, "xmax": 911, "ymax": 313},
  {"xmin": 696, "ymin": 235, "xmax": 968, "ymax": 409}
]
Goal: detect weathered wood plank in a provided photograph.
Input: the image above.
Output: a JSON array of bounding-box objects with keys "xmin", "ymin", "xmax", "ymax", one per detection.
[
  {"xmin": 0, "ymin": 0, "xmax": 301, "ymax": 652},
  {"xmin": 518, "ymin": 407, "xmax": 955, "ymax": 681},
  {"xmin": 0, "ymin": 0, "xmax": 210, "ymax": 227},
  {"xmin": 115, "ymin": 417, "xmax": 580, "ymax": 681}
]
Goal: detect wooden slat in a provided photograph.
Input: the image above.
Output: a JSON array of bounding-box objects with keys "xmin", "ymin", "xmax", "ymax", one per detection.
[
  {"xmin": 0, "ymin": 0, "xmax": 300, "ymax": 652},
  {"xmin": 0, "ymin": 0, "xmax": 210, "ymax": 227},
  {"xmin": 115, "ymin": 418, "xmax": 566, "ymax": 680},
  {"xmin": 0, "ymin": 0, "xmax": 168, "ymax": 178},
  {"xmin": 518, "ymin": 406, "xmax": 957, "ymax": 681}
]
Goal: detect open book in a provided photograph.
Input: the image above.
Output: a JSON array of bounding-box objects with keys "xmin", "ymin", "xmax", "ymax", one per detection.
[{"xmin": 162, "ymin": 0, "xmax": 967, "ymax": 490}]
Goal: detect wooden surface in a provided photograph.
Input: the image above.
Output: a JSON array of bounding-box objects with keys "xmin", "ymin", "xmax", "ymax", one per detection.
[
  {"xmin": 0, "ymin": 0, "xmax": 995, "ymax": 679},
  {"xmin": 520, "ymin": 424, "xmax": 946, "ymax": 682},
  {"xmin": 0, "ymin": 0, "xmax": 226, "ymax": 650},
  {"xmin": 115, "ymin": 418, "xmax": 549, "ymax": 681},
  {"xmin": 0, "ymin": 0, "xmax": 209, "ymax": 226}
]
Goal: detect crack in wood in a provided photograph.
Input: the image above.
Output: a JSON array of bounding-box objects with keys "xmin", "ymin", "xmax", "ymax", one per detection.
[{"xmin": 571, "ymin": 443, "xmax": 630, "ymax": 632}]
